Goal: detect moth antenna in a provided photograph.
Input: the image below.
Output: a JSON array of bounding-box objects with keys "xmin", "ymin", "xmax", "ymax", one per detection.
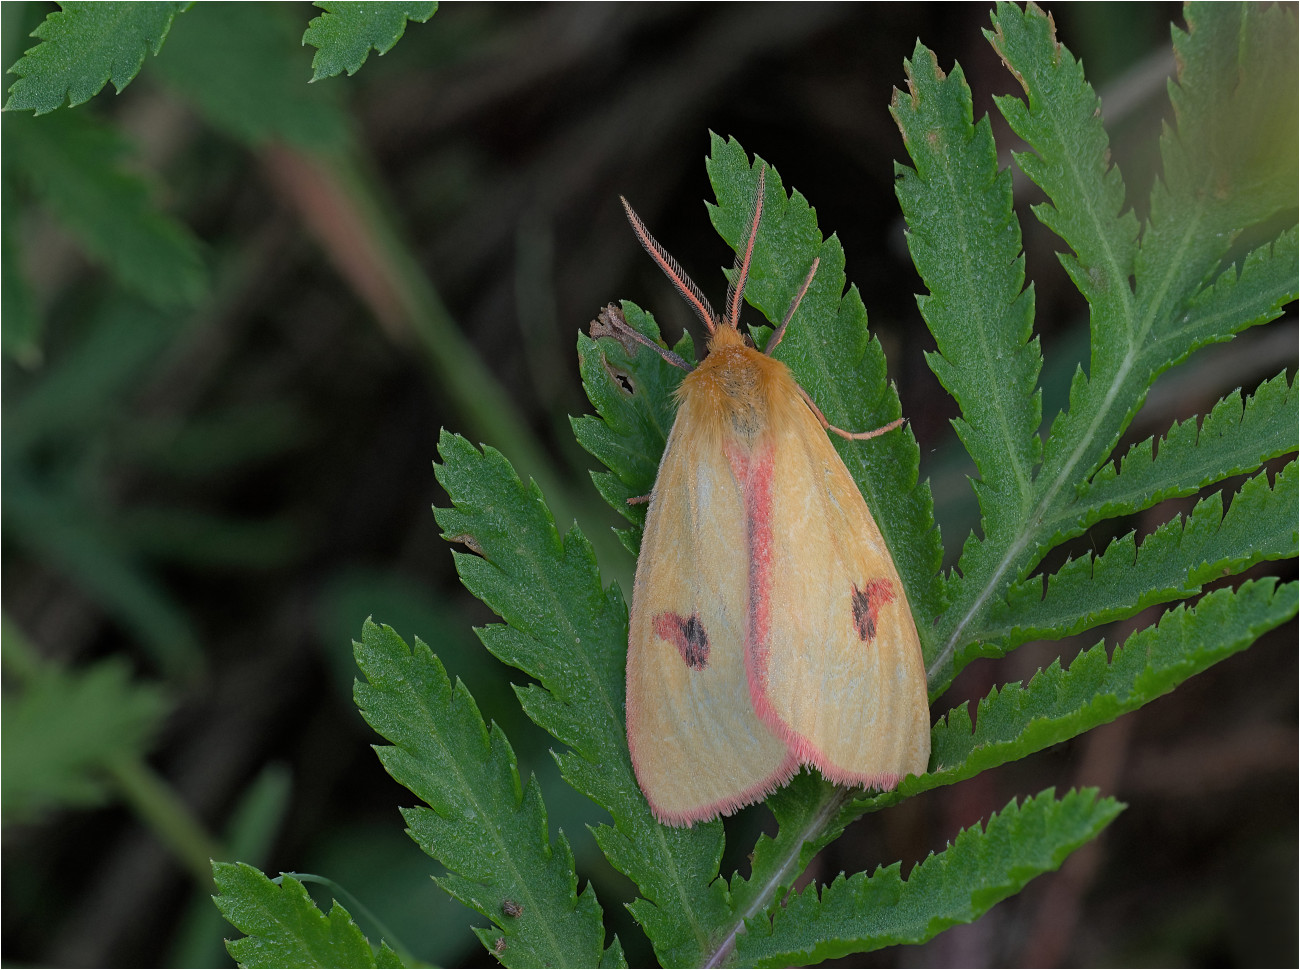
[
  {"xmin": 765, "ymin": 256, "xmax": 819, "ymax": 356},
  {"xmin": 725, "ymin": 165, "xmax": 766, "ymax": 331},
  {"xmin": 796, "ymin": 383, "xmax": 907, "ymax": 441},
  {"xmin": 621, "ymin": 196, "xmax": 718, "ymax": 334},
  {"xmin": 606, "ymin": 310, "xmax": 694, "ymax": 372}
]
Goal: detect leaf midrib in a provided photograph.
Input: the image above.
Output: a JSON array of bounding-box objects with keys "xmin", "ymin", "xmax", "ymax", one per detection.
[
  {"xmin": 928, "ymin": 33, "xmax": 1148, "ymax": 683},
  {"xmin": 398, "ymin": 675, "xmax": 570, "ymax": 966}
]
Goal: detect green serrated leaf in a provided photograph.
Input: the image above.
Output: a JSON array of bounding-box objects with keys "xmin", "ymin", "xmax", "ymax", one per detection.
[
  {"xmin": 1078, "ymin": 369, "xmax": 1298, "ymax": 535},
  {"xmin": 891, "ymin": 40, "xmax": 1041, "ymax": 574},
  {"xmin": 4, "ymin": 1, "xmax": 190, "ymax": 114},
  {"xmin": 1170, "ymin": 226, "xmax": 1300, "ymax": 366},
  {"xmin": 736, "ymin": 788, "xmax": 1123, "ymax": 966},
  {"xmin": 924, "ymin": 3, "xmax": 1297, "ymax": 689},
  {"xmin": 726, "ymin": 772, "xmax": 862, "ymax": 930},
  {"xmin": 0, "ymin": 653, "xmax": 169, "ymax": 823},
  {"xmin": 988, "ymin": 462, "xmax": 1298, "ymax": 649},
  {"xmin": 432, "ymin": 433, "xmax": 707, "ymax": 966},
  {"xmin": 995, "ymin": 0, "xmax": 1296, "ymax": 490},
  {"xmin": 3, "ymin": 110, "xmax": 207, "ymax": 308},
  {"xmin": 152, "ymin": 1, "xmax": 349, "ymax": 151},
  {"xmin": 353, "ymin": 620, "xmax": 612, "ymax": 968},
  {"xmin": 989, "ymin": 1, "xmax": 1138, "ymax": 323},
  {"xmin": 303, "ymin": 2, "xmax": 437, "ymax": 81},
  {"xmin": 212, "ymin": 863, "xmax": 404, "ymax": 968},
  {"xmin": 872, "ymin": 578, "xmax": 1298, "ymax": 808},
  {"xmin": 1139, "ymin": 2, "xmax": 1299, "ymax": 321}
]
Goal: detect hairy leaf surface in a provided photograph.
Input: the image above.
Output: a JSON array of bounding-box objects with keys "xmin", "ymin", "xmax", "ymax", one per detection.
[
  {"xmin": 736, "ymin": 789, "xmax": 1122, "ymax": 966},
  {"xmin": 891, "ymin": 40, "xmax": 1040, "ymax": 576},
  {"xmin": 5, "ymin": 1, "xmax": 190, "ymax": 113},
  {"xmin": 303, "ymin": 2, "xmax": 437, "ymax": 80},
  {"xmin": 212, "ymin": 863, "xmax": 404, "ymax": 969},
  {"xmin": 354, "ymin": 620, "xmax": 614, "ymax": 967}
]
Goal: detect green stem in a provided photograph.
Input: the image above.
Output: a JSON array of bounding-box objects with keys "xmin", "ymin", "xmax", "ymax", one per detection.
[{"xmin": 106, "ymin": 754, "xmax": 224, "ymax": 887}]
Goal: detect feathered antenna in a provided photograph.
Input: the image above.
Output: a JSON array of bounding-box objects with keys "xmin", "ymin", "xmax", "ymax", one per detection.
[
  {"xmin": 620, "ymin": 197, "xmax": 718, "ymax": 334},
  {"xmin": 723, "ymin": 164, "xmax": 766, "ymax": 331}
]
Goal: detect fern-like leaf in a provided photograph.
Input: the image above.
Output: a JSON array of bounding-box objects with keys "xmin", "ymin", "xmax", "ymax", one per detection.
[
  {"xmin": 4, "ymin": 1, "xmax": 190, "ymax": 114},
  {"xmin": 860, "ymin": 578, "xmax": 1298, "ymax": 808},
  {"xmin": 918, "ymin": 2, "xmax": 1296, "ymax": 686},
  {"xmin": 891, "ymin": 40, "xmax": 1041, "ymax": 577},
  {"xmin": 212, "ymin": 863, "xmax": 404, "ymax": 969},
  {"xmin": 353, "ymin": 620, "xmax": 617, "ymax": 967},
  {"xmin": 1077, "ymin": 370, "xmax": 1297, "ymax": 533},
  {"xmin": 302, "ymin": 2, "xmax": 437, "ymax": 81},
  {"xmin": 735, "ymin": 788, "xmax": 1123, "ymax": 967},
  {"xmin": 1138, "ymin": 2, "xmax": 1298, "ymax": 327},
  {"xmin": 988, "ymin": 462, "xmax": 1297, "ymax": 648}
]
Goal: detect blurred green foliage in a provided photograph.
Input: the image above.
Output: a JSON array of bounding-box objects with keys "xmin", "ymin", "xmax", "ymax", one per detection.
[{"xmin": 1, "ymin": 617, "xmax": 169, "ymax": 822}]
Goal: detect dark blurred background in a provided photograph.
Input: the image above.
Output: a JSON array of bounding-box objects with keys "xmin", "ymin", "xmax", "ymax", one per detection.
[{"xmin": 2, "ymin": 3, "xmax": 1295, "ymax": 967}]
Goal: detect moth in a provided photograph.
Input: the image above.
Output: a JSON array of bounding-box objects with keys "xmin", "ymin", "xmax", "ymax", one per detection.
[{"xmin": 613, "ymin": 164, "xmax": 930, "ymax": 826}]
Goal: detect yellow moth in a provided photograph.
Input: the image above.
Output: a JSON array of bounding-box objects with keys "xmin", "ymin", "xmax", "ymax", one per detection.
[{"xmin": 614, "ymin": 166, "xmax": 930, "ymax": 827}]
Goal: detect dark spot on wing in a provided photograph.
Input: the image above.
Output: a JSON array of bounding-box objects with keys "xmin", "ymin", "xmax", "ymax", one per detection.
[
  {"xmin": 654, "ymin": 611, "xmax": 710, "ymax": 669},
  {"xmin": 851, "ymin": 579, "xmax": 896, "ymax": 643}
]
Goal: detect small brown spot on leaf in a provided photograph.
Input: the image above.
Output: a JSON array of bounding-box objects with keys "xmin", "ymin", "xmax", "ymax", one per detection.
[{"xmin": 446, "ymin": 533, "xmax": 486, "ymax": 557}]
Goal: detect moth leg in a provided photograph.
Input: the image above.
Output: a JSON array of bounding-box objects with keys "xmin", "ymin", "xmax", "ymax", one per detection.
[{"xmin": 796, "ymin": 384, "xmax": 906, "ymax": 441}]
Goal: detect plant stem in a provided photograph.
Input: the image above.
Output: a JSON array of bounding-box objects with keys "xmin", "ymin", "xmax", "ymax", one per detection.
[
  {"xmin": 704, "ymin": 788, "xmax": 851, "ymax": 968},
  {"xmin": 107, "ymin": 754, "xmax": 224, "ymax": 887}
]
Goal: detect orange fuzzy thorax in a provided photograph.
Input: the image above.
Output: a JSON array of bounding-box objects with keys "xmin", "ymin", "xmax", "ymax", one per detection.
[{"xmin": 677, "ymin": 326, "xmax": 803, "ymax": 451}]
